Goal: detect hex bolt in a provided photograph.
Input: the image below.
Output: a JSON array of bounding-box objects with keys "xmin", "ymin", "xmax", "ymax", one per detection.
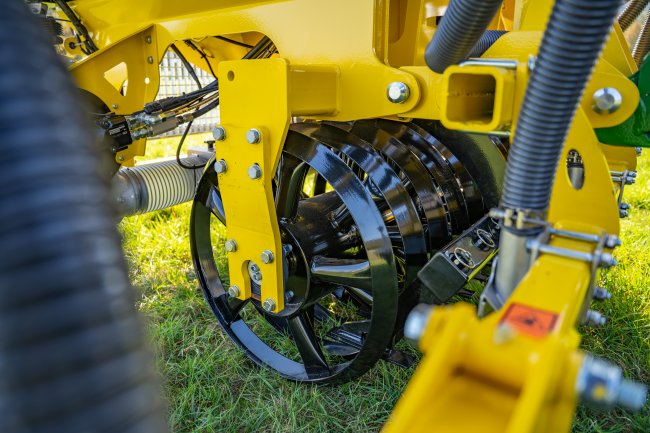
[
  {"xmin": 619, "ymin": 209, "xmax": 630, "ymax": 218},
  {"xmin": 576, "ymin": 355, "xmax": 647, "ymax": 411},
  {"xmin": 112, "ymin": 104, "xmax": 119, "ymax": 110},
  {"xmin": 228, "ymin": 285, "xmax": 241, "ymax": 298},
  {"xmin": 145, "ymin": 35, "xmax": 152, "ymax": 44},
  {"xmin": 605, "ymin": 235, "xmax": 622, "ymax": 249},
  {"xmin": 263, "ymin": 298, "xmax": 276, "ymax": 312},
  {"xmin": 285, "ymin": 290, "xmax": 295, "ymax": 301},
  {"xmin": 592, "ymin": 87, "xmax": 623, "ymax": 114},
  {"xmin": 224, "ymin": 239, "xmax": 238, "ymax": 253},
  {"xmin": 593, "ymin": 287, "xmax": 612, "ymax": 301},
  {"xmin": 585, "ymin": 309, "xmax": 607, "ymax": 327},
  {"xmin": 404, "ymin": 304, "xmax": 434, "ymax": 342},
  {"xmin": 248, "ymin": 164, "xmax": 262, "ymax": 180},
  {"xmin": 147, "ymin": 56, "xmax": 154, "ymax": 64},
  {"xmin": 214, "ymin": 159, "xmax": 228, "ymax": 174},
  {"xmin": 261, "ymin": 250, "xmax": 274, "ymax": 264},
  {"xmin": 246, "ymin": 128, "xmax": 262, "ymax": 144},
  {"xmin": 212, "ymin": 126, "xmax": 227, "ymax": 141},
  {"xmin": 387, "ymin": 82, "xmax": 410, "ymax": 104}
]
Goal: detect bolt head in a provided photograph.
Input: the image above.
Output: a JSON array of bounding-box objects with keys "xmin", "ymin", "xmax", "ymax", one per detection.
[
  {"xmin": 145, "ymin": 35, "xmax": 152, "ymax": 44},
  {"xmin": 246, "ymin": 128, "xmax": 262, "ymax": 144},
  {"xmin": 260, "ymin": 250, "xmax": 274, "ymax": 264},
  {"xmin": 248, "ymin": 261, "xmax": 263, "ymax": 284},
  {"xmin": 387, "ymin": 82, "xmax": 410, "ymax": 104},
  {"xmin": 593, "ymin": 88, "xmax": 623, "ymax": 114},
  {"xmin": 214, "ymin": 159, "xmax": 228, "ymax": 174},
  {"xmin": 224, "ymin": 239, "xmax": 237, "ymax": 253},
  {"xmin": 586, "ymin": 309, "xmax": 607, "ymax": 327},
  {"xmin": 147, "ymin": 56, "xmax": 155, "ymax": 64},
  {"xmin": 212, "ymin": 126, "xmax": 226, "ymax": 141},
  {"xmin": 263, "ymin": 298, "xmax": 276, "ymax": 312},
  {"xmin": 112, "ymin": 104, "xmax": 119, "ymax": 110},
  {"xmin": 248, "ymin": 164, "xmax": 262, "ymax": 180},
  {"xmin": 228, "ymin": 285, "xmax": 241, "ymax": 298}
]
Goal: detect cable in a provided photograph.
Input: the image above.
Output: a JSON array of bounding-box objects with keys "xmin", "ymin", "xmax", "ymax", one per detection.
[
  {"xmin": 184, "ymin": 40, "xmax": 218, "ymax": 79},
  {"xmin": 170, "ymin": 43, "xmax": 202, "ymax": 89},
  {"xmin": 53, "ymin": 0, "xmax": 98, "ymax": 53},
  {"xmin": 215, "ymin": 35, "xmax": 254, "ymax": 49},
  {"xmin": 175, "ymin": 120, "xmax": 206, "ymax": 170}
]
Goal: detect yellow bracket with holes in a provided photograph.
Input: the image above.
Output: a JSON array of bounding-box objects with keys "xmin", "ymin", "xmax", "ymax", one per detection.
[{"xmin": 216, "ymin": 59, "xmax": 290, "ymax": 312}]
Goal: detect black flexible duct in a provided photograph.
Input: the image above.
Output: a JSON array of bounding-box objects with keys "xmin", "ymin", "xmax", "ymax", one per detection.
[
  {"xmin": 500, "ymin": 0, "xmax": 622, "ymax": 219},
  {"xmin": 0, "ymin": 2, "xmax": 167, "ymax": 433},
  {"xmin": 468, "ymin": 30, "xmax": 508, "ymax": 59},
  {"xmin": 425, "ymin": 0, "xmax": 503, "ymax": 73}
]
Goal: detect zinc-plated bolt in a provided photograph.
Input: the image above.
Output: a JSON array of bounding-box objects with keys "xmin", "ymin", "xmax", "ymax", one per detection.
[
  {"xmin": 263, "ymin": 298, "xmax": 276, "ymax": 312},
  {"xmin": 593, "ymin": 287, "xmax": 612, "ymax": 301},
  {"xmin": 248, "ymin": 164, "xmax": 262, "ymax": 180},
  {"xmin": 619, "ymin": 209, "xmax": 630, "ymax": 218},
  {"xmin": 145, "ymin": 35, "xmax": 152, "ymax": 44},
  {"xmin": 636, "ymin": 147, "xmax": 643, "ymax": 156},
  {"xmin": 593, "ymin": 88, "xmax": 623, "ymax": 114},
  {"xmin": 261, "ymin": 250, "xmax": 275, "ymax": 264},
  {"xmin": 147, "ymin": 56, "xmax": 154, "ymax": 64},
  {"xmin": 527, "ymin": 54, "xmax": 537, "ymax": 71},
  {"xmin": 576, "ymin": 355, "xmax": 648, "ymax": 411},
  {"xmin": 387, "ymin": 82, "xmax": 410, "ymax": 104},
  {"xmin": 585, "ymin": 309, "xmax": 607, "ymax": 327},
  {"xmin": 214, "ymin": 159, "xmax": 228, "ymax": 174},
  {"xmin": 246, "ymin": 128, "xmax": 262, "ymax": 144},
  {"xmin": 404, "ymin": 304, "xmax": 434, "ymax": 342},
  {"xmin": 212, "ymin": 126, "xmax": 226, "ymax": 141},
  {"xmin": 599, "ymin": 253, "xmax": 618, "ymax": 268},
  {"xmin": 228, "ymin": 285, "xmax": 241, "ymax": 298},
  {"xmin": 112, "ymin": 104, "xmax": 119, "ymax": 110},
  {"xmin": 118, "ymin": 155, "xmax": 125, "ymax": 162},
  {"xmin": 224, "ymin": 239, "xmax": 238, "ymax": 253}
]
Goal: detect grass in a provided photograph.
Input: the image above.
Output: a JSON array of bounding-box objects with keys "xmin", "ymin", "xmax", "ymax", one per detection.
[{"xmin": 120, "ymin": 136, "xmax": 649, "ymax": 433}]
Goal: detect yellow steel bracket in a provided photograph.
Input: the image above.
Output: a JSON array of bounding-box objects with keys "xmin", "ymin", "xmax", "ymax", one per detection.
[
  {"xmin": 216, "ymin": 58, "xmax": 290, "ymax": 312},
  {"xmin": 69, "ymin": 26, "xmax": 160, "ymax": 166}
]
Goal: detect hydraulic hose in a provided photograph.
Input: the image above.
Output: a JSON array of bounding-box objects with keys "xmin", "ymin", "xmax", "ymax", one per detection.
[
  {"xmin": 0, "ymin": 2, "xmax": 167, "ymax": 433},
  {"xmin": 494, "ymin": 0, "xmax": 622, "ymax": 303},
  {"xmin": 424, "ymin": 0, "xmax": 503, "ymax": 73},
  {"xmin": 468, "ymin": 30, "xmax": 508, "ymax": 59},
  {"xmin": 618, "ymin": 0, "xmax": 649, "ymax": 31}
]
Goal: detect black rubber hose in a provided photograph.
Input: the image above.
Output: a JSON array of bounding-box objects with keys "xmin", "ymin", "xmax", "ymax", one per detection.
[
  {"xmin": 618, "ymin": 0, "xmax": 649, "ymax": 31},
  {"xmin": 425, "ymin": 0, "xmax": 503, "ymax": 73},
  {"xmin": 468, "ymin": 30, "xmax": 508, "ymax": 59},
  {"xmin": 0, "ymin": 2, "xmax": 167, "ymax": 433},
  {"xmin": 500, "ymin": 0, "xmax": 622, "ymax": 220}
]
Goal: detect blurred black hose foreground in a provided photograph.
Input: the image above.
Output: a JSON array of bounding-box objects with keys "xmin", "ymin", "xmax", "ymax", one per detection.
[{"xmin": 0, "ymin": 2, "xmax": 168, "ymax": 433}]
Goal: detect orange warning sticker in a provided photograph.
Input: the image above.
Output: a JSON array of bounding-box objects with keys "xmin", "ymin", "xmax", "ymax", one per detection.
[{"xmin": 500, "ymin": 303, "xmax": 559, "ymax": 339}]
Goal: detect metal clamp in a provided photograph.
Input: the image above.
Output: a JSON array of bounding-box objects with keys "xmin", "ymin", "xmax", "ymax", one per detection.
[{"xmin": 489, "ymin": 207, "xmax": 547, "ymax": 230}]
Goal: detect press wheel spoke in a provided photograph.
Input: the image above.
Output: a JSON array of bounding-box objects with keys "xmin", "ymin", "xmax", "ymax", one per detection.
[{"xmin": 288, "ymin": 313, "xmax": 330, "ymax": 377}]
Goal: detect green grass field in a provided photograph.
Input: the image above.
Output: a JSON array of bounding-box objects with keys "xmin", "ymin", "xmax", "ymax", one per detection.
[{"xmin": 120, "ymin": 136, "xmax": 649, "ymax": 433}]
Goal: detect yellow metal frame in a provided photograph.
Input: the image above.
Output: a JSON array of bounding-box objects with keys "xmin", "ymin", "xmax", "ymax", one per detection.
[{"xmin": 62, "ymin": 0, "xmax": 641, "ymax": 431}]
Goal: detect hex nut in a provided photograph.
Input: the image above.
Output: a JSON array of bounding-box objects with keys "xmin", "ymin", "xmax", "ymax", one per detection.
[
  {"xmin": 261, "ymin": 250, "xmax": 274, "ymax": 264},
  {"xmin": 224, "ymin": 239, "xmax": 238, "ymax": 253},
  {"xmin": 213, "ymin": 126, "xmax": 227, "ymax": 141},
  {"xmin": 214, "ymin": 159, "xmax": 228, "ymax": 174},
  {"xmin": 263, "ymin": 298, "xmax": 276, "ymax": 312},
  {"xmin": 248, "ymin": 164, "xmax": 262, "ymax": 180},
  {"xmin": 228, "ymin": 286, "xmax": 241, "ymax": 298}
]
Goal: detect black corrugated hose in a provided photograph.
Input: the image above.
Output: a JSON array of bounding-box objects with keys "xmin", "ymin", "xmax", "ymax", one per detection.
[
  {"xmin": 468, "ymin": 30, "xmax": 508, "ymax": 59},
  {"xmin": 0, "ymin": 2, "xmax": 167, "ymax": 433},
  {"xmin": 425, "ymin": 0, "xmax": 503, "ymax": 73},
  {"xmin": 500, "ymin": 0, "xmax": 622, "ymax": 220}
]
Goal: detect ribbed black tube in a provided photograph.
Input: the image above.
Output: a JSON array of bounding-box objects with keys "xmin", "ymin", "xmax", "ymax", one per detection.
[
  {"xmin": 618, "ymin": 0, "xmax": 649, "ymax": 31},
  {"xmin": 468, "ymin": 30, "xmax": 508, "ymax": 59},
  {"xmin": 501, "ymin": 0, "xmax": 622, "ymax": 218},
  {"xmin": 425, "ymin": 0, "xmax": 503, "ymax": 73},
  {"xmin": 0, "ymin": 2, "xmax": 167, "ymax": 433}
]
